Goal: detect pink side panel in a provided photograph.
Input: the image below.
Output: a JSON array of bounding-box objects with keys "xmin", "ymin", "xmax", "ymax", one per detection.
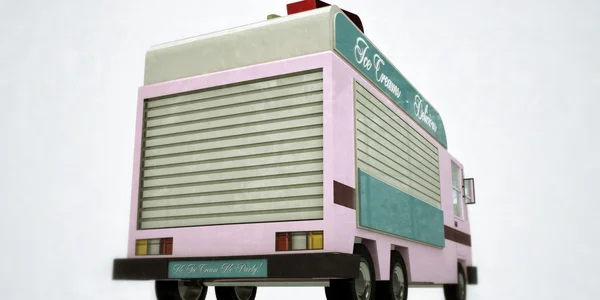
[
  {"xmin": 328, "ymin": 53, "xmax": 466, "ymax": 283},
  {"xmin": 126, "ymin": 90, "xmax": 144, "ymax": 257},
  {"xmin": 321, "ymin": 53, "xmax": 337, "ymax": 250},
  {"xmin": 441, "ymin": 152, "xmax": 473, "ymax": 266},
  {"xmin": 326, "ymin": 51, "xmax": 360, "ymax": 256},
  {"xmin": 441, "ymin": 152, "xmax": 472, "ymax": 234}
]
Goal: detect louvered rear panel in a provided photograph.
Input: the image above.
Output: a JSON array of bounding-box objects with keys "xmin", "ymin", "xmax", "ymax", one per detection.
[
  {"xmin": 138, "ymin": 70, "xmax": 324, "ymax": 230},
  {"xmin": 355, "ymin": 82, "xmax": 441, "ymax": 208}
]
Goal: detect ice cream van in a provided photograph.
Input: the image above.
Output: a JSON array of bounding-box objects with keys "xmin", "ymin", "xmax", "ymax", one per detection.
[{"xmin": 112, "ymin": 1, "xmax": 479, "ymax": 300}]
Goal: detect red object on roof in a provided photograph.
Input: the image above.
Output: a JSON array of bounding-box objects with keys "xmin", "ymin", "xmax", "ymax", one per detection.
[
  {"xmin": 286, "ymin": 0, "xmax": 329, "ymax": 14},
  {"xmin": 286, "ymin": 0, "xmax": 364, "ymax": 33}
]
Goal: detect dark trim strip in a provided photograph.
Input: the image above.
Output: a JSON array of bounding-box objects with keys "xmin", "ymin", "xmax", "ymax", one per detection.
[
  {"xmin": 113, "ymin": 257, "xmax": 167, "ymax": 280},
  {"xmin": 444, "ymin": 226, "xmax": 471, "ymax": 247},
  {"xmin": 113, "ymin": 253, "xmax": 360, "ymax": 281},
  {"xmin": 333, "ymin": 181, "xmax": 355, "ymax": 209},
  {"xmin": 407, "ymin": 281, "xmax": 437, "ymax": 285}
]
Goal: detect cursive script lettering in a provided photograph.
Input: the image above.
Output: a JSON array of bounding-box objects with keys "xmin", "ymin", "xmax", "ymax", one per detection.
[
  {"xmin": 354, "ymin": 38, "xmax": 401, "ymax": 99},
  {"xmin": 221, "ymin": 263, "xmax": 236, "ymax": 273},
  {"xmin": 171, "ymin": 262, "xmax": 265, "ymax": 276},
  {"xmin": 413, "ymin": 95, "xmax": 437, "ymax": 132},
  {"xmin": 373, "ymin": 54, "xmax": 401, "ymax": 98},
  {"xmin": 354, "ymin": 37, "xmax": 372, "ymax": 70},
  {"xmin": 236, "ymin": 263, "xmax": 264, "ymax": 276}
]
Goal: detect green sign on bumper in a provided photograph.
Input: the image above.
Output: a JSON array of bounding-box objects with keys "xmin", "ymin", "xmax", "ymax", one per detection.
[{"xmin": 168, "ymin": 259, "xmax": 268, "ymax": 279}]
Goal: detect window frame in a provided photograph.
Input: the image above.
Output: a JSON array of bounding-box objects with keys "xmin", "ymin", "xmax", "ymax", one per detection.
[
  {"xmin": 451, "ymin": 160, "xmax": 466, "ymax": 221},
  {"xmin": 463, "ymin": 178, "xmax": 476, "ymax": 205}
]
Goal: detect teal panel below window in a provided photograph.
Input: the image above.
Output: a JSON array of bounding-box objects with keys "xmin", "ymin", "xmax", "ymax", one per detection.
[{"xmin": 358, "ymin": 169, "xmax": 445, "ymax": 247}]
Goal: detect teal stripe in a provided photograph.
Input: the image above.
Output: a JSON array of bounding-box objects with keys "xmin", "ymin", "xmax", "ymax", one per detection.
[
  {"xmin": 358, "ymin": 169, "xmax": 445, "ymax": 247},
  {"xmin": 334, "ymin": 12, "xmax": 448, "ymax": 148}
]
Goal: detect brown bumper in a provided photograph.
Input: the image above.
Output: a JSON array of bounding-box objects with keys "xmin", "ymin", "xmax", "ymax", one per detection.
[{"xmin": 113, "ymin": 253, "xmax": 360, "ymax": 281}]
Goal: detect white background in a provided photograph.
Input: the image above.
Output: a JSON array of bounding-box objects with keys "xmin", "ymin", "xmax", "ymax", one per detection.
[{"xmin": 1, "ymin": 0, "xmax": 599, "ymax": 299}]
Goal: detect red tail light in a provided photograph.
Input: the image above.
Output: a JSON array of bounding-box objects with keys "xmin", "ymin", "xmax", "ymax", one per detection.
[
  {"xmin": 160, "ymin": 238, "xmax": 173, "ymax": 255},
  {"xmin": 276, "ymin": 233, "xmax": 291, "ymax": 251}
]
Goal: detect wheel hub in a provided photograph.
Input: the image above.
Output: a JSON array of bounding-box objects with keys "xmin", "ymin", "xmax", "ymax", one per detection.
[
  {"xmin": 355, "ymin": 260, "xmax": 372, "ymax": 300},
  {"xmin": 177, "ymin": 281, "xmax": 204, "ymax": 300},
  {"xmin": 392, "ymin": 265, "xmax": 405, "ymax": 299},
  {"xmin": 234, "ymin": 286, "xmax": 254, "ymax": 300}
]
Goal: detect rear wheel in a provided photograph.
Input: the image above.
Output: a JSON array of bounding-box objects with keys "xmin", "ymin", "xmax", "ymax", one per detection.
[
  {"xmin": 389, "ymin": 252, "xmax": 408, "ymax": 300},
  {"xmin": 325, "ymin": 244, "xmax": 376, "ymax": 300},
  {"xmin": 214, "ymin": 286, "xmax": 257, "ymax": 300},
  {"xmin": 443, "ymin": 264, "xmax": 467, "ymax": 300},
  {"xmin": 376, "ymin": 251, "xmax": 408, "ymax": 300},
  {"xmin": 155, "ymin": 280, "xmax": 207, "ymax": 300}
]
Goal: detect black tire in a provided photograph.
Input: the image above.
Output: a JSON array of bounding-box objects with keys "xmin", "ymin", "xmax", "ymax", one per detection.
[
  {"xmin": 325, "ymin": 244, "xmax": 377, "ymax": 300},
  {"xmin": 214, "ymin": 286, "xmax": 257, "ymax": 300},
  {"xmin": 155, "ymin": 280, "xmax": 207, "ymax": 300},
  {"xmin": 325, "ymin": 279, "xmax": 351, "ymax": 300},
  {"xmin": 443, "ymin": 264, "xmax": 467, "ymax": 300},
  {"xmin": 376, "ymin": 251, "xmax": 408, "ymax": 300}
]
